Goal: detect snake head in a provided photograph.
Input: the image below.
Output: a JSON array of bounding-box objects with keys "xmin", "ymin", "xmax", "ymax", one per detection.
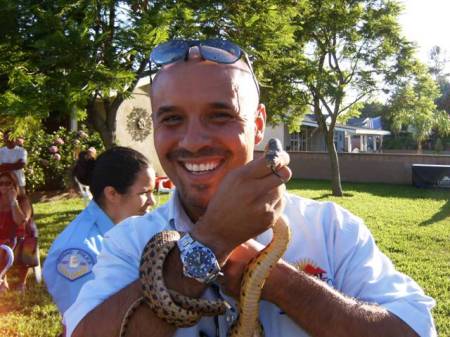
[{"xmin": 264, "ymin": 138, "xmax": 283, "ymax": 170}]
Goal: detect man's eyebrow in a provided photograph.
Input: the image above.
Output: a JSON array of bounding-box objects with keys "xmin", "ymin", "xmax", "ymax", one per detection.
[
  {"xmin": 155, "ymin": 105, "xmax": 179, "ymax": 117},
  {"xmin": 155, "ymin": 102, "xmax": 235, "ymax": 117},
  {"xmin": 208, "ymin": 102, "xmax": 234, "ymax": 110}
]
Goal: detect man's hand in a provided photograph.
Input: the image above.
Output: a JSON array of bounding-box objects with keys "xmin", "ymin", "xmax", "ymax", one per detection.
[
  {"xmin": 191, "ymin": 150, "xmax": 291, "ymax": 264},
  {"xmin": 6, "ymin": 187, "xmax": 18, "ymax": 205}
]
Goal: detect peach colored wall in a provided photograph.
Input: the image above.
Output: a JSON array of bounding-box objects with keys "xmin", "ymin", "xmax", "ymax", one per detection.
[{"xmin": 255, "ymin": 151, "xmax": 450, "ymax": 184}]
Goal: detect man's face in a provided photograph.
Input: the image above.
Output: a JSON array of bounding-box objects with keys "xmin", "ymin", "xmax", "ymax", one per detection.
[
  {"xmin": 3, "ymin": 133, "xmax": 15, "ymax": 148},
  {"xmin": 151, "ymin": 54, "xmax": 265, "ymax": 219}
]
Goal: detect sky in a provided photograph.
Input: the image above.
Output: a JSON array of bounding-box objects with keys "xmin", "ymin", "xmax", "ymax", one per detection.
[{"xmin": 399, "ymin": 0, "xmax": 450, "ymax": 70}]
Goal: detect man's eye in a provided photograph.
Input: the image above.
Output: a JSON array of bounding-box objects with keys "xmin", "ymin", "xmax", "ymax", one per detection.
[
  {"xmin": 211, "ymin": 112, "xmax": 234, "ymax": 122},
  {"xmin": 160, "ymin": 115, "xmax": 183, "ymax": 125}
]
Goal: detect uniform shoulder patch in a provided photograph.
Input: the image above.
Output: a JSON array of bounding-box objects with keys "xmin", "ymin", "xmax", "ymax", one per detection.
[{"xmin": 56, "ymin": 248, "xmax": 95, "ymax": 281}]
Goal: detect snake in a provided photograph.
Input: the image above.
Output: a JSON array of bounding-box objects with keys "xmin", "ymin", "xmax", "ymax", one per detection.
[{"xmin": 119, "ymin": 138, "xmax": 291, "ymax": 337}]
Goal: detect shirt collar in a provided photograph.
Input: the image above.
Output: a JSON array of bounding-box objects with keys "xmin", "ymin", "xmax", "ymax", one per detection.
[
  {"xmin": 5, "ymin": 145, "xmax": 18, "ymax": 150},
  {"xmin": 85, "ymin": 200, "xmax": 115, "ymax": 235},
  {"xmin": 167, "ymin": 191, "xmax": 194, "ymax": 232}
]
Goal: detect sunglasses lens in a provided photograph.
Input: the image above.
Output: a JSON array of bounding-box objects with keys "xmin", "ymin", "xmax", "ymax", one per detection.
[
  {"xmin": 150, "ymin": 40, "xmax": 190, "ymax": 65},
  {"xmin": 151, "ymin": 39, "xmax": 243, "ymax": 65},
  {"xmin": 201, "ymin": 39, "xmax": 241, "ymax": 63}
]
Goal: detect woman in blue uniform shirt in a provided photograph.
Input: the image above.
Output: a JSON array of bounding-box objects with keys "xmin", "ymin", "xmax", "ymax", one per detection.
[{"xmin": 43, "ymin": 146, "xmax": 156, "ymax": 314}]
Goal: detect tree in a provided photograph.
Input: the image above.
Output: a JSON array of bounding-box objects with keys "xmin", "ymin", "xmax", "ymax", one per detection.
[
  {"xmin": 286, "ymin": 0, "xmax": 415, "ymax": 196},
  {"xmin": 436, "ymin": 80, "xmax": 450, "ymax": 115},
  {"xmin": 0, "ymin": 0, "xmax": 300, "ymax": 147},
  {"xmin": 0, "ymin": 1, "xmax": 50, "ymax": 121},
  {"xmin": 359, "ymin": 101, "xmax": 386, "ymax": 118},
  {"xmin": 388, "ymin": 64, "xmax": 450, "ymax": 152},
  {"xmin": 428, "ymin": 45, "xmax": 449, "ymax": 80},
  {"xmin": 428, "ymin": 46, "xmax": 450, "ymax": 115},
  {"xmin": 1, "ymin": 0, "xmax": 177, "ymax": 147}
]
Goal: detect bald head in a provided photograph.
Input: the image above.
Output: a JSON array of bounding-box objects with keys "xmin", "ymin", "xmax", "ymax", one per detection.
[{"xmin": 151, "ymin": 47, "xmax": 259, "ymax": 113}]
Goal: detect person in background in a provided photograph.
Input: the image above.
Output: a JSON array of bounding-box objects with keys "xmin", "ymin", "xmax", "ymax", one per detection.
[
  {"xmin": 43, "ymin": 146, "xmax": 156, "ymax": 315},
  {"xmin": 16, "ymin": 137, "xmax": 25, "ymax": 148},
  {"xmin": 0, "ymin": 130, "xmax": 28, "ymax": 195},
  {"xmin": 0, "ymin": 171, "xmax": 32, "ymax": 292}
]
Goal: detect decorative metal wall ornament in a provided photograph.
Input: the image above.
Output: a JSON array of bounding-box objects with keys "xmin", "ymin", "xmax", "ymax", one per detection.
[{"xmin": 126, "ymin": 107, "xmax": 152, "ymax": 142}]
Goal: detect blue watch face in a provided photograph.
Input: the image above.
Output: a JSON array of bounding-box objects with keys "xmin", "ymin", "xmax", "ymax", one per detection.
[{"xmin": 184, "ymin": 247, "xmax": 215, "ymax": 279}]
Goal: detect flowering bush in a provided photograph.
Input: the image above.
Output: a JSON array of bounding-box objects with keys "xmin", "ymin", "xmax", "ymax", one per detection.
[
  {"xmin": 48, "ymin": 145, "xmax": 58, "ymax": 154},
  {"xmin": 23, "ymin": 127, "xmax": 104, "ymax": 192}
]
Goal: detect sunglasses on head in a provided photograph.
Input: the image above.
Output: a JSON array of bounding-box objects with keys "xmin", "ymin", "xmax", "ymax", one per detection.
[{"xmin": 150, "ymin": 39, "xmax": 260, "ymax": 95}]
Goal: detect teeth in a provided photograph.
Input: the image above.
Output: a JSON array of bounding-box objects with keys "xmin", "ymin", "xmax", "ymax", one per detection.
[{"xmin": 185, "ymin": 162, "xmax": 219, "ymax": 173}]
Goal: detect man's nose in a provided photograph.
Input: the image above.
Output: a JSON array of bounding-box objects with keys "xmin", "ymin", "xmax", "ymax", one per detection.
[{"xmin": 179, "ymin": 118, "xmax": 212, "ymax": 152}]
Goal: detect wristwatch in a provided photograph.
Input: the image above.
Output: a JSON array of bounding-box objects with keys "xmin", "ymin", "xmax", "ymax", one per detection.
[{"xmin": 177, "ymin": 233, "xmax": 223, "ymax": 284}]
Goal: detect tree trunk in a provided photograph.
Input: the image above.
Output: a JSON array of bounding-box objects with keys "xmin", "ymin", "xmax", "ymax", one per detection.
[
  {"xmin": 417, "ymin": 141, "xmax": 423, "ymax": 154},
  {"xmin": 313, "ymin": 93, "xmax": 344, "ymax": 197},
  {"xmin": 325, "ymin": 130, "xmax": 343, "ymax": 196},
  {"xmin": 87, "ymin": 99, "xmax": 119, "ymax": 149}
]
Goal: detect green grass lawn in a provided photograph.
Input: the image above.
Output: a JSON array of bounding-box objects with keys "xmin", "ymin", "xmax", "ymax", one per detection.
[{"xmin": 0, "ymin": 180, "xmax": 448, "ymax": 337}]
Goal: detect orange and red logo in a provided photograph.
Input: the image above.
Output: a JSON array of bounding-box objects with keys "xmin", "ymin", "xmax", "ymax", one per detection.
[{"xmin": 295, "ymin": 259, "xmax": 332, "ymax": 285}]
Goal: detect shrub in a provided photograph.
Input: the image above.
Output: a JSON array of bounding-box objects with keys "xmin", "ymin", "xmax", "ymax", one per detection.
[
  {"xmin": 383, "ymin": 133, "xmax": 416, "ymax": 150},
  {"xmin": 22, "ymin": 127, "xmax": 104, "ymax": 192},
  {"xmin": 434, "ymin": 138, "xmax": 444, "ymax": 153}
]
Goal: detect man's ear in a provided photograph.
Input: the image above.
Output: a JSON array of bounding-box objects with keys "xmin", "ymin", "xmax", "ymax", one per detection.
[
  {"xmin": 254, "ymin": 103, "xmax": 266, "ymax": 145},
  {"xmin": 103, "ymin": 186, "xmax": 119, "ymax": 205}
]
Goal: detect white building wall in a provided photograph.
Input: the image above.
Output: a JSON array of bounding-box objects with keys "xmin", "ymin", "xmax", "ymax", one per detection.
[
  {"xmin": 116, "ymin": 81, "xmax": 165, "ymax": 176},
  {"xmin": 255, "ymin": 124, "xmax": 286, "ymax": 151}
]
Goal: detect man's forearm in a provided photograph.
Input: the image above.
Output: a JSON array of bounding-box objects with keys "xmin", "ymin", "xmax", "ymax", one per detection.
[
  {"xmin": 72, "ymin": 248, "xmax": 206, "ymax": 337},
  {"xmin": 264, "ymin": 261, "xmax": 419, "ymax": 337},
  {"xmin": 0, "ymin": 162, "xmax": 25, "ymax": 172}
]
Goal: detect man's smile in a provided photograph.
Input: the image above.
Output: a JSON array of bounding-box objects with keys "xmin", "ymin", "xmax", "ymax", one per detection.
[{"xmin": 182, "ymin": 160, "xmax": 221, "ymax": 174}]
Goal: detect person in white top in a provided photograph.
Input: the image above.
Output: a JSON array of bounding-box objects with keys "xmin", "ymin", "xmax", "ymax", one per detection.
[
  {"xmin": 65, "ymin": 39, "xmax": 436, "ymax": 337},
  {"xmin": 0, "ymin": 131, "xmax": 28, "ymax": 194}
]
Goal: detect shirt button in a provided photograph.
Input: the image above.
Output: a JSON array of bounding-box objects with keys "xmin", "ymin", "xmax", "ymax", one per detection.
[{"xmin": 226, "ymin": 313, "xmax": 235, "ymax": 323}]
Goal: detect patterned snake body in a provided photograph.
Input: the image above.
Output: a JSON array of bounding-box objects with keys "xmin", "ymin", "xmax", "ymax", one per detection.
[
  {"xmin": 139, "ymin": 231, "xmax": 228, "ymax": 327},
  {"xmin": 228, "ymin": 215, "xmax": 291, "ymax": 337}
]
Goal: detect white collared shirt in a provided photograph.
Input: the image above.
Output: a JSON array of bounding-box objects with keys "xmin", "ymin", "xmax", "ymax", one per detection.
[
  {"xmin": 64, "ymin": 192, "xmax": 436, "ymax": 337},
  {"xmin": 0, "ymin": 145, "xmax": 27, "ymax": 186}
]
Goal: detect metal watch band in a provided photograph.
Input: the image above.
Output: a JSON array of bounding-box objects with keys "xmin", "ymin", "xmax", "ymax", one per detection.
[{"xmin": 177, "ymin": 233, "xmax": 222, "ymax": 284}]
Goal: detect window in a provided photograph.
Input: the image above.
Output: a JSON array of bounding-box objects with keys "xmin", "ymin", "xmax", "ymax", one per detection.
[{"xmin": 290, "ymin": 128, "xmax": 308, "ymax": 151}]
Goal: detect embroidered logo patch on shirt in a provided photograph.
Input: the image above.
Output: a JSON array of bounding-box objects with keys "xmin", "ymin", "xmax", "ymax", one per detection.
[
  {"xmin": 57, "ymin": 248, "xmax": 94, "ymax": 281},
  {"xmin": 295, "ymin": 258, "xmax": 332, "ymax": 285}
]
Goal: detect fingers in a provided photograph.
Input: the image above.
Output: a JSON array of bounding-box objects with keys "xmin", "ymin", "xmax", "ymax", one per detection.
[
  {"xmin": 255, "ymin": 184, "xmax": 285, "ymax": 207},
  {"xmin": 269, "ymin": 164, "xmax": 292, "ymax": 184},
  {"xmin": 253, "ymin": 185, "xmax": 286, "ymax": 228},
  {"xmin": 249, "ymin": 164, "xmax": 291, "ymax": 200},
  {"xmin": 228, "ymin": 148, "xmax": 291, "ymax": 207},
  {"xmin": 241, "ymin": 150, "xmax": 291, "ymax": 181}
]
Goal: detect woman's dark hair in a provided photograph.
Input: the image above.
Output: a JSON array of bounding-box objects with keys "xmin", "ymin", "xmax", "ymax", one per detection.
[{"xmin": 72, "ymin": 146, "xmax": 150, "ymax": 205}]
